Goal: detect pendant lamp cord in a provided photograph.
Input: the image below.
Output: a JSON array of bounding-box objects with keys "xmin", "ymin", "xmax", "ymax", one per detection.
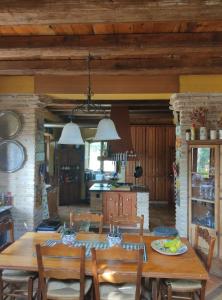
[{"xmin": 86, "ymin": 53, "xmax": 93, "ymax": 107}]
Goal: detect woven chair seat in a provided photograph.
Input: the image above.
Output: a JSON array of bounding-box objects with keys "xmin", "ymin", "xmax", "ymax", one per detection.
[
  {"xmin": 165, "ymin": 279, "xmax": 202, "ymax": 292},
  {"xmin": 99, "ymin": 283, "xmax": 136, "ymax": 300},
  {"xmin": 47, "ymin": 278, "xmax": 92, "ymax": 299},
  {"xmin": 2, "ymin": 269, "xmax": 37, "ymax": 282}
]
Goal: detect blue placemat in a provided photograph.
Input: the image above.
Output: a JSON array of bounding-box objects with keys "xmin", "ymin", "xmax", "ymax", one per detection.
[{"xmin": 42, "ymin": 239, "xmax": 148, "ymax": 261}]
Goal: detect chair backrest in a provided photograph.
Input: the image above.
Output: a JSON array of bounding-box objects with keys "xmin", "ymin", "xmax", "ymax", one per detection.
[
  {"xmin": 91, "ymin": 246, "xmax": 143, "ymax": 300},
  {"xmin": 70, "ymin": 212, "xmax": 103, "ymax": 234},
  {"xmin": 0, "ymin": 220, "xmax": 14, "ymax": 252},
  {"xmin": 36, "ymin": 243, "xmax": 86, "ymax": 300},
  {"xmin": 109, "ymin": 214, "xmax": 144, "ymax": 237},
  {"xmin": 194, "ymin": 225, "xmax": 216, "ymax": 272}
]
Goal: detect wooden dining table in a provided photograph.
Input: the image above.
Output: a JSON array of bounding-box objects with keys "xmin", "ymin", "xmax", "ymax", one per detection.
[{"xmin": 0, "ymin": 232, "xmax": 209, "ymax": 300}]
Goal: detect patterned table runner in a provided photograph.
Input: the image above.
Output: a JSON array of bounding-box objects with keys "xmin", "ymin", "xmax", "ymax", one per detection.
[{"xmin": 42, "ymin": 239, "xmax": 148, "ymax": 261}]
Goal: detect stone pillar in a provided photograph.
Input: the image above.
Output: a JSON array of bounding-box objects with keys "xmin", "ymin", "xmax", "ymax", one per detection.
[
  {"xmin": 0, "ymin": 94, "xmax": 45, "ymax": 238},
  {"xmin": 170, "ymin": 93, "xmax": 222, "ymax": 237}
]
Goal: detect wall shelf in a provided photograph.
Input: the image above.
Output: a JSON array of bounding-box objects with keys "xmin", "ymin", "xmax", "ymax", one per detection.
[{"xmin": 97, "ymin": 156, "xmax": 137, "ymax": 161}]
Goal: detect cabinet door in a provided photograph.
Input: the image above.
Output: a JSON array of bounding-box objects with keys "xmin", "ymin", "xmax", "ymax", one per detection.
[
  {"xmin": 189, "ymin": 145, "xmax": 219, "ymax": 256},
  {"xmin": 103, "ymin": 192, "xmax": 119, "ymax": 224},
  {"xmin": 120, "ymin": 192, "xmax": 137, "ymax": 218}
]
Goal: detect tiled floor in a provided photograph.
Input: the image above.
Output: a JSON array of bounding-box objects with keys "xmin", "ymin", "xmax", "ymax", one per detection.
[{"xmin": 149, "ymin": 203, "xmax": 175, "ymax": 231}]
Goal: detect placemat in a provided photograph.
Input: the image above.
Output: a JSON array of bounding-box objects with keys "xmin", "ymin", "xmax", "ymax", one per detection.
[{"xmin": 42, "ymin": 239, "xmax": 148, "ymax": 261}]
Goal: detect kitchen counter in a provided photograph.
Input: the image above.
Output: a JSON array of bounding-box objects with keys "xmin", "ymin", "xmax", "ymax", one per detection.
[
  {"xmin": 89, "ymin": 183, "xmax": 148, "ymax": 192},
  {"xmin": 89, "ymin": 184, "xmax": 149, "ymax": 230}
]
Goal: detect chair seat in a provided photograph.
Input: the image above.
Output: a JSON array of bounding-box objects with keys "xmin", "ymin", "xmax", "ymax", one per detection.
[
  {"xmin": 165, "ymin": 279, "xmax": 202, "ymax": 292},
  {"xmin": 47, "ymin": 278, "xmax": 92, "ymax": 299},
  {"xmin": 99, "ymin": 283, "xmax": 137, "ymax": 300},
  {"xmin": 2, "ymin": 269, "xmax": 37, "ymax": 282}
]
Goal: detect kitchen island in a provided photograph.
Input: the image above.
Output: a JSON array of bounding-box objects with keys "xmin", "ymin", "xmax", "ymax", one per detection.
[{"xmin": 89, "ymin": 183, "xmax": 149, "ymax": 230}]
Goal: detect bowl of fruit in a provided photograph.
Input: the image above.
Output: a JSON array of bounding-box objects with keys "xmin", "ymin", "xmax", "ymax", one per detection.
[{"xmin": 151, "ymin": 237, "xmax": 188, "ymax": 256}]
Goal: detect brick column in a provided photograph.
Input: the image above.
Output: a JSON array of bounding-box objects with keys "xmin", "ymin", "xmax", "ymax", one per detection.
[
  {"xmin": 170, "ymin": 93, "xmax": 222, "ymax": 236},
  {"xmin": 0, "ymin": 94, "xmax": 45, "ymax": 238}
]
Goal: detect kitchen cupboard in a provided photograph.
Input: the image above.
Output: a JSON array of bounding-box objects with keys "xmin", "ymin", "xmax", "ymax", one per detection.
[
  {"xmin": 125, "ymin": 126, "xmax": 175, "ymax": 203},
  {"xmin": 57, "ymin": 145, "xmax": 84, "ymax": 205},
  {"xmin": 188, "ymin": 141, "xmax": 222, "ymax": 257},
  {"xmin": 103, "ymin": 192, "xmax": 137, "ymax": 224}
]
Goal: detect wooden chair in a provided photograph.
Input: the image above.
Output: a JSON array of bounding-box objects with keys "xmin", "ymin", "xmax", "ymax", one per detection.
[
  {"xmin": 109, "ymin": 214, "xmax": 144, "ymax": 237},
  {"xmin": 91, "ymin": 246, "xmax": 146, "ymax": 300},
  {"xmin": 160, "ymin": 225, "xmax": 216, "ymax": 300},
  {"xmin": 36, "ymin": 243, "xmax": 92, "ymax": 300},
  {"xmin": 0, "ymin": 220, "xmax": 38, "ymax": 300},
  {"xmin": 70, "ymin": 212, "xmax": 103, "ymax": 234}
]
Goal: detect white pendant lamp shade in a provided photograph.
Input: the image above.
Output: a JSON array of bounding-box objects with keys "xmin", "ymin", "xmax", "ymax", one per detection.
[
  {"xmin": 94, "ymin": 118, "xmax": 121, "ymax": 141},
  {"xmin": 58, "ymin": 122, "xmax": 84, "ymax": 145}
]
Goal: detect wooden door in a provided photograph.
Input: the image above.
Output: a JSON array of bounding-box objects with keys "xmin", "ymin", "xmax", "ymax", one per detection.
[
  {"xmin": 119, "ymin": 192, "xmax": 137, "ymax": 218},
  {"xmin": 166, "ymin": 127, "xmax": 176, "ymax": 205},
  {"xmin": 103, "ymin": 192, "xmax": 119, "ymax": 224},
  {"xmin": 145, "ymin": 127, "xmax": 156, "ymax": 202},
  {"xmin": 155, "ymin": 127, "xmax": 167, "ymax": 202},
  {"xmin": 125, "ymin": 126, "xmax": 175, "ymax": 204},
  {"xmin": 125, "ymin": 126, "xmax": 146, "ymax": 186}
]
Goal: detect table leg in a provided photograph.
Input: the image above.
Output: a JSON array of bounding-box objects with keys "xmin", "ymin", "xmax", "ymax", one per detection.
[
  {"xmin": 152, "ymin": 278, "xmax": 158, "ymax": 300},
  {"xmin": 200, "ymin": 280, "xmax": 206, "ymax": 300}
]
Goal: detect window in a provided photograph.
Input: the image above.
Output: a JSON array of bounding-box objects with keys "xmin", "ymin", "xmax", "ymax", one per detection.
[
  {"xmin": 89, "ymin": 142, "xmax": 101, "ymax": 171},
  {"xmin": 85, "ymin": 141, "xmax": 115, "ymax": 172}
]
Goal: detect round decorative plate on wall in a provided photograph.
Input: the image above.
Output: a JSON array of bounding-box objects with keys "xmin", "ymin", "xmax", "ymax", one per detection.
[
  {"xmin": 0, "ymin": 140, "xmax": 26, "ymax": 172},
  {"xmin": 0, "ymin": 110, "xmax": 22, "ymax": 139}
]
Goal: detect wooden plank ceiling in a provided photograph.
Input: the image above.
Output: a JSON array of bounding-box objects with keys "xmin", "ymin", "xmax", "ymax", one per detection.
[{"xmin": 1, "ymin": 0, "xmax": 222, "ymax": 124}]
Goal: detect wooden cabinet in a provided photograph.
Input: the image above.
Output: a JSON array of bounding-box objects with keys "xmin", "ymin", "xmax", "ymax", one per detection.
[
  {"xmin": 57, "ymin": 145, "xmax": 84, "ymax": 205},
  {"xmin": 188, "ymin": 141, "xmax": 222, "ymax": 257},
  {"xmin": 103, "ymin": 192, "xmax": 137, "ymax": 224},
  {"xmin": 125, "ymin": 126, "xmax": 175, "ymax": 203}
]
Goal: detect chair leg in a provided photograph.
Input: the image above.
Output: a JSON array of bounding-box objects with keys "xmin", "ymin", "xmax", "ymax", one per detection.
[
  {"xmin": 28, "ymin": 277, "xmax": 33, "ymax": 300},
  {"xmin": 0, "ymin": 274, "xmax": 3, "ymax": 300},
  {"xmin": 200, "ymin": 280, "xmax": 206, "ymax": 300}
]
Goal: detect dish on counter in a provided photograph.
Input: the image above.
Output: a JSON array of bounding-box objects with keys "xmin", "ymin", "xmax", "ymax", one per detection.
[{"xmin": 151, "ymin": 239, "xmax": 188, "ymax": 256}]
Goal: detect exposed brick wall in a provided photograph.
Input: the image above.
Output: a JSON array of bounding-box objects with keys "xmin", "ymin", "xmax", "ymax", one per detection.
[
  {"xmin": 0, "ymin": 94, "xmax": 44, "ymax": 238},
  {"xmin": 137, "ymin": 192, "xmax": 149, "ymax": 230},
  {"xmin": 170, "ymin": 93, "xmax": 222, "ymax": 237}
]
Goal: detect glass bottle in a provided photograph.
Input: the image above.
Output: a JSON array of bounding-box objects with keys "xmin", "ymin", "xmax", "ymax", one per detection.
[{"xmin": 185, "ymin": 129, "xmax": 191, "ymax": 141}]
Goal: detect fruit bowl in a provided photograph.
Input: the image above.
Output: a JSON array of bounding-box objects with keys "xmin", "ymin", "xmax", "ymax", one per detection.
[{"xmin": 151, "ymin": 239, "xmax": 188, "ymax": 256}]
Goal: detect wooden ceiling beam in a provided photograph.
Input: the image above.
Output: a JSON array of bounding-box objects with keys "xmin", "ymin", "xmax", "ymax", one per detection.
[
  {"xmin": 45, "ymin": 100, "xmax": 169, "ymax": 106},
  {"xmin": 0, "ymin": 55, "xmax": 222, "ymax": 75},
  {"xmin": 1, "ymin": 32, "xmax": 222, "ymax": 49},
  {"xmin": 0, "ymin": 1, "xmax": 222, "ymax": 24},
  {"xmin": 1, "ymin": 45, "xmax": 222, "ymax": 60}
]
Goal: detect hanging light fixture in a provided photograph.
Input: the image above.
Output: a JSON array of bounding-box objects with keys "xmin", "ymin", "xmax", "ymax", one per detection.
[
  {"xmin": 58, "ymin": 122, "xmax": 84, "ymax": 145},
  {"xmin": 58, "ymin": 53, "xmax": 120, "ymax": 144},
  {"xmin": 94, "ymin": 118, "xmax": 120, "ymax": 141}
]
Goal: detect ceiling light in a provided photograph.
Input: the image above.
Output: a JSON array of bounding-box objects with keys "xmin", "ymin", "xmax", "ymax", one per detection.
[
  {"xmin": 94, "ymin": 118, "xmax": 120, "ymax": 141},
  {"xmin": 58, "ymin": 53, "xmax": 120, "ymax": 144},
  {"xmin": 58, "ymin": 122, "xmax": 84, "ymax": 145}
]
